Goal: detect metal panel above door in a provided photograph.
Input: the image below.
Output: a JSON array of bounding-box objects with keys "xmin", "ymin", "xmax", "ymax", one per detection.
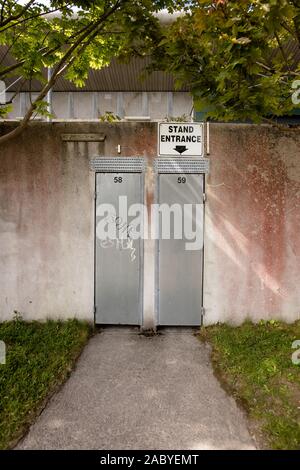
[
  {"xmin": 90, "ymin": 157, "xmax": 145, "ymax": 173},
  {"xmin": 154, "ymin": 157, "xmax": 210, "ymax": 174},
  {"xmin": 95, "ymin": 171, "xmax": 143, "ymax": 325}
]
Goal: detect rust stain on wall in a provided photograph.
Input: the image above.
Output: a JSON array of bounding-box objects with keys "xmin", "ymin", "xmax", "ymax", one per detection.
[{"xmin": 206, "ymin": 124, "xmax": 300, "ymax": 322}]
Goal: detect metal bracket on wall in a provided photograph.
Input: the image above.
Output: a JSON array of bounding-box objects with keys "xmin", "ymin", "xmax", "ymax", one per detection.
[
  {"xmin": 200, "ymin": 306, "xmax": 205, "ymax": 322},
  {"xmin": 61, "ymin": 133, "xmax": 106, "ymax": 142}
]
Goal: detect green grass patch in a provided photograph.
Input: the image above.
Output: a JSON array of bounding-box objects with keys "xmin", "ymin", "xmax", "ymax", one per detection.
[
  {"xmin": 199, "ymin": 320, "xmax": 300, "ymax": 450},
  {"xmin": 0, "ymin": 316, "xmax": 91, "ymax": 449}
]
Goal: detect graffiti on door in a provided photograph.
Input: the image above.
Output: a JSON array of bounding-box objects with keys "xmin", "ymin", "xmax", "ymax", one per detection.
[{"xmin": 98, "ymin": 214, "xmax": 137, "ymax": 262}]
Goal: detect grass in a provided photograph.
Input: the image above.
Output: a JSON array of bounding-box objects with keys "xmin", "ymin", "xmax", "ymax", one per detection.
[
  {"xmin": 0, "ymin": 316, "xmax": 91, "ymax": 449},
  {"xmin": 199, "ymin": 320, "xmax": 300, "ymax": 449}
]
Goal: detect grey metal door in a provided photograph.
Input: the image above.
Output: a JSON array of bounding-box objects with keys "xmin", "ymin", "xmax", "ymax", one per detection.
[
  {"xmin": 157, "ymin": 173, "xmax": 204, "ymax": 325},
  {"xmin": 95, "ymin": 172, "xmax": 143, "ymax": 325}
]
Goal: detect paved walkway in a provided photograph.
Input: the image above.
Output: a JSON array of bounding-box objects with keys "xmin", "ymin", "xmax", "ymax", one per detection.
[{"xmin": 17, "ymin": 328, "xmax": 256, "ymax": 450}]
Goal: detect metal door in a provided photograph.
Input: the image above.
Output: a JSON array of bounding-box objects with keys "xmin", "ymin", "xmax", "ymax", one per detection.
[
  {"xmin": 95, "ymin": 172, "xmax": 143, "ymax": 325},
  {"xmin": 157, "ymin": 173, "xmax": 204, "ymax": 325}
]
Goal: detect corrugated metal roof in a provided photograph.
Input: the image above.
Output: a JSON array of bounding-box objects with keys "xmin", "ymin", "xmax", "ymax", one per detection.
[
  {"xmin": 269, "ymin": 39, "xmax": 300, "ymax": 69},
  {"xmin": 0, "ymin": 48, "xmax": 187, "ymax": 92},
  {"xmin": 1, "ymin": 39, "xmax": 299, "ymax": 92},
  {"xmin": 56, "ymin": 56, "xmax": 187, "ymax": 92}
]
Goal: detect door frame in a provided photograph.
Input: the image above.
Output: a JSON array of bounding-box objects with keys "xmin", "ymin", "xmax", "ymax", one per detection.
[
  {"xmin": 155, "ymin": 171, "xmax": 206, "ymax": 327},
  {"xmin": 93, "ymin": 170, "xmax": 145, "ymax": 326}
]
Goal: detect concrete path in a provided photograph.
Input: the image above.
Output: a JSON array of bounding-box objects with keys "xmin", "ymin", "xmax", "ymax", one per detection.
[{"xmin": 17, "ymin": 328, "xmax": 256, "ymax": 450}]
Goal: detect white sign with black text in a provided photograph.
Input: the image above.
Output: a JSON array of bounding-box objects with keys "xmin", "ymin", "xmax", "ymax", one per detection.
[{"xmin": 158, "ymin": 122, "xmax": 204, "ymax": 157}]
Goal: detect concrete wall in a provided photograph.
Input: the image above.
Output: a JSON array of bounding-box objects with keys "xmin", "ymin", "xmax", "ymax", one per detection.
[
  {"xmin": 0, "ymin": 121, "xmax": 300, "ymax": 324},
  {"xmin": 204, "ymin": 124, "xmax": 300, "ymax": 324},
  {"xmin": 0, "ymin": 122, "xmax": 156, "ymax": 322}
]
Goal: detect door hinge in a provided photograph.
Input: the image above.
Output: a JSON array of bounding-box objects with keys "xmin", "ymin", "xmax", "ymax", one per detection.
[
  {"xmin": 200, "ymin": 306, "xmax": 205, "ymax": 319},
  {"xmin": 94, "ymin": 191, "xmax": 97, "ymax": 201},
  {"xmin": 203, "ymin": 193, "xmax": 207, "ymax": 203},
  {"xmin": 93, "ymin": 305, "xmax": 97, "ymax": 315}
]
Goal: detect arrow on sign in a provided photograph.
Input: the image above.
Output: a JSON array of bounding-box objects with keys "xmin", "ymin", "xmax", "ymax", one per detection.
[{"xmin": 174, "ymin": 145, "xmax": 188, "ymax": 154}]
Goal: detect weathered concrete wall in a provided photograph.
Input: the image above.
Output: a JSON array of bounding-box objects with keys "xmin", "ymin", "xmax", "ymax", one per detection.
[
  {"xmin": 0, "ymin": 121, "xmax": 300, "ymax": 324},
  {"xmin": 204, "ymin": 124, "xmax": 300, "ymax": 324},
  {"xmin": 0, "ymin": 122, "xmax": 156, "ymax": 322}
]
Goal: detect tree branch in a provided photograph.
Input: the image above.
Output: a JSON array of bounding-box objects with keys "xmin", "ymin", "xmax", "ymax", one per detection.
[
  {"xmin": 274, "ymin": 31, "xmax": 292, "ymax": 72},
  {"xmin": 0, "ymin": 8, "xmax": 117, "ymax": 80},
  {"xmin": 0, "ymin": 0, "xmax": 35, "ymax": 28},
  {"xmin": 0, "ymin": 5, "xmax": 72, "ymax": 33},
  {"xmin": 0, "ymin": 0, "xmax": 125, "ymax": 145},
  {"xmin": 280, "ymin": 20, "xmax": 299, "ymax": 42},
  {"xmin": 0, "ymin": 0, "xmax": 8, "ymax": 24}
]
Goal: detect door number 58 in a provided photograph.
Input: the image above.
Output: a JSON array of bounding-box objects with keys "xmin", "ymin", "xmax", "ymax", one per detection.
[{"xmin": 114, "ymin": 176, "xmax": 123, "ymax": 183}]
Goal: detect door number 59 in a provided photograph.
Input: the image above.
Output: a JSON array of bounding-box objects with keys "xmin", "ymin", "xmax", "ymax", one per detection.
[{"xmin": 177, "ymin": 177, "xmax": 186, "ymax": 184}]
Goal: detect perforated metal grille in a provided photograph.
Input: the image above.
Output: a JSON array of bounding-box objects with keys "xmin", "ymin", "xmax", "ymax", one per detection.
[
  {"xmin": 90, "ymin": 157, "xmax": 145, "ymax": 173},
  {"xmin": 154, "ymin": 157, "xmax": 210, "ymax": 174}
]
